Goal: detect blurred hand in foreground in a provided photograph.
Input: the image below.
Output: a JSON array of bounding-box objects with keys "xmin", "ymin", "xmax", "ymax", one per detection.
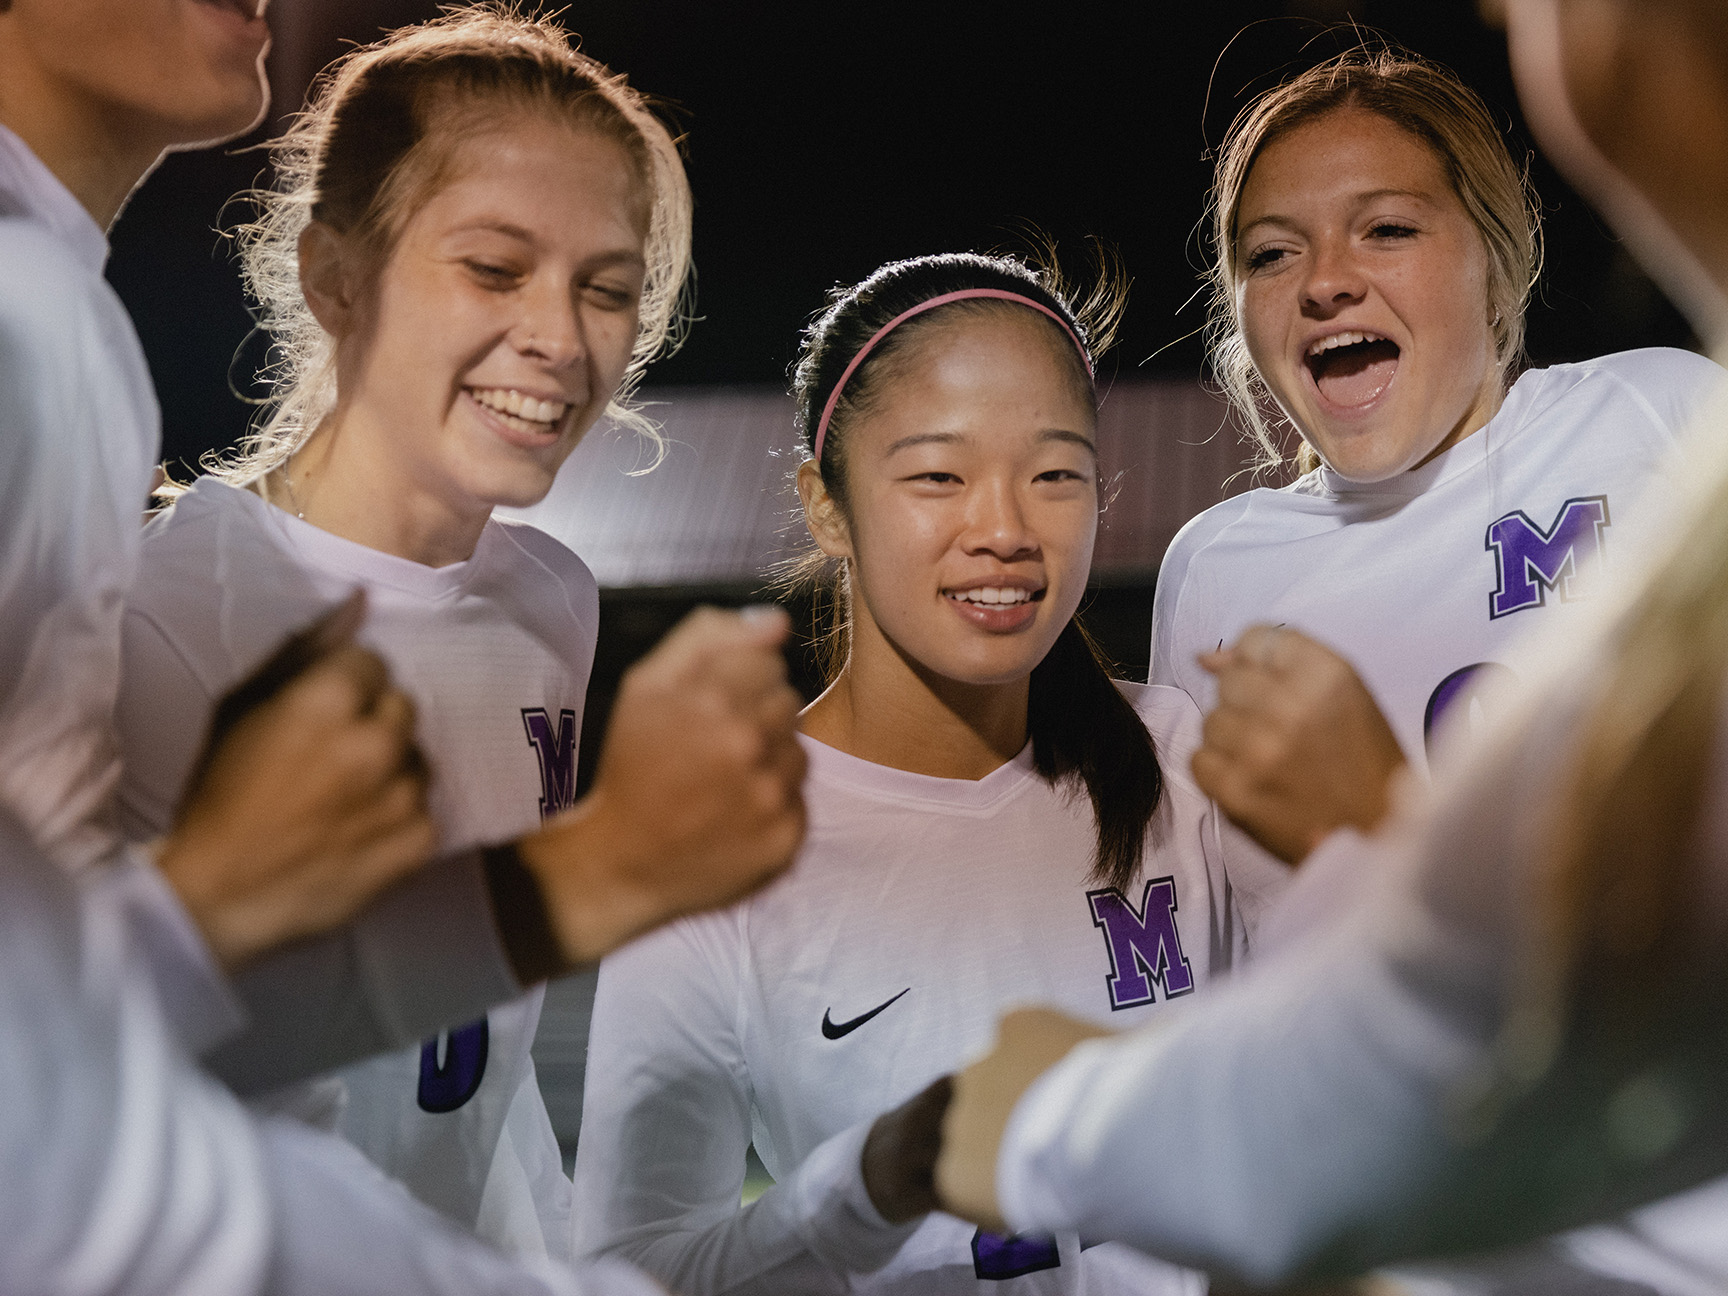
[
  {"xmin": 158, "ymin": 591, "xmax": 437, "ymax": 971},
  {"xmin": 863, "ymin": 1075, "xmax": 955, "ymax": 1224},
  {"xmin": 516, "ymin": 605, "xmax": 807, "ymax": 968},
  {"xmin": 1194, "ymin": 626, "xmax": 1406, "ymax": 864},
  {"xmin": 935, "ymin": 1007, "xmax": 1111, "ymax": 1232}
]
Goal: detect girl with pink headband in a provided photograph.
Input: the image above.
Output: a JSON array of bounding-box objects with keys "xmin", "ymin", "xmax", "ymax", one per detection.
[{"xmin": 573, "ymin": 251, "xmax": 1279, "ymax": 1296}]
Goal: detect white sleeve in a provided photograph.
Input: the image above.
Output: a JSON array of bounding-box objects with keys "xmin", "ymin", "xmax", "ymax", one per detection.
[
  {"xmin": 115, "ymin": 606, "xmax": 213, "ymax": 841},
  {"xmin": 1147, "ymin": 536, "xmax": 1188, "ymax": 691},
  {"xmin": 0, "ymin": 228, "xmax": 143, "ymax": 875},
  {"xmin": 258, "ymin": 1119, "xmax": 665, "ymax": 1296},
  {"xmin": 0, "ymin": 805, "xmax": 663, "ymax": 1296},
  {"xmin": 573, "ymin": 919, "xmax": 918, "ymax": 1296},
  {"xmin": 0, "ymin": 808, "xmax": 272, "ymax": 1296},
  {"xmin": 206, "ymin": 848, "xmax": 523, "ymax": 1093},
  {"xmin": 995, "ymin": 710, "xmax": 1728, "ymax": 1286},
  {"xmin": 96, "ymin": 841, "xmax": 248, "ymax": 1053},
  {"xmin": 1213, "ymin": 809, "xmax": 1293, "ymax": 959},
  {"xmin": 1601, "ymin": 348, "xmax": 1727, "ymax": 444},
  {"xmin": 1148, "ymin": 519, "xmax": 1214, "ymax": 708}
]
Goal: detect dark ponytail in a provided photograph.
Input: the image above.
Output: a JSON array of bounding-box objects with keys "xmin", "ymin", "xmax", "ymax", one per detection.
[
  {"xmin": 1029, "ymin": 620, "xmax": 1163, "ymax": 891},
  {"xmin": 788, "ymin": 250, "xmax": 1159, "ymax": 890}
]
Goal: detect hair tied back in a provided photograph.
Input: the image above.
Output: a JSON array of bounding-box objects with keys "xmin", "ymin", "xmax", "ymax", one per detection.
[{"xmin": 812, "ymin": 288, "xmax": 1095, "ymax": 462}]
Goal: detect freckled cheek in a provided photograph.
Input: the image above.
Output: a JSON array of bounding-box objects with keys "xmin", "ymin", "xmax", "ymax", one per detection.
[{"xmin": 1238, "ymin": 288, "xmax": 1304, "ymax": 400}]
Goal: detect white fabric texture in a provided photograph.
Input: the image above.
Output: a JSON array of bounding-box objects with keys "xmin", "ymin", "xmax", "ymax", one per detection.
[
  {"xmin": 0, "ymin": 114, "xmax": 522, "ymax": 1086},
  {"xmin": 0, "ymin": 807, "xmax": 271, "ymax": 1296},
  {"xmin": 119, "ymin": 476, "xmax": 599, "ymax": 1261},
  {"xmin": 0, "ymin": 123, "xmax": 158, "ymax": 876},
  {"xmin": 0, "ymin": 120, "xmax": 638, "ymax": 1294},
  {"xmin": 1152, "ymin": 349, "xmax": 1724, "ymax": 772},
  {"xmin": 0, "ymin": 803, "xmax": 632, "ymax": 1296},
  {"xmin": 574, "ymin": 683, "xmax": 1265, "ymax": 1296}
]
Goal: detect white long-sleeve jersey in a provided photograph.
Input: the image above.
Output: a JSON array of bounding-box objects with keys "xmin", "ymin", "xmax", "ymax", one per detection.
[
  {"xmin": 0, "ymin": 119, "xmax": 648, "ymax": 1295},
  {"xmin": 1152, "ymin": 348, "xmax": 1725, "ymax": 771},
  {"xmin": 574, "ymin": 684, "xmax": 1278, "ymax": 1296},
  {"xmin": 119, "ymin": 476, "xmax": 601, "ymax": 1261},
  {"xmin": 0, "ymin": 666, "xmax": 645, "ymax": 1296},
  {"xmin": 0, "ymin": 112, "xmax": 524, "ymax": 1084}
]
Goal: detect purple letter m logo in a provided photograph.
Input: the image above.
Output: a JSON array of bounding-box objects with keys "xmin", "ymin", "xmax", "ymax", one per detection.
[
  {"xmin": 1485, "ymin": 495, "xmax": 1610, "ymax": 619},
  {"xmin": 521, "ymin": 707, "xmax": 578, "ymax": 821},
  {"xmin": 1088, "ymin": 877, "xmax": 1194, "ymax": 1011}
]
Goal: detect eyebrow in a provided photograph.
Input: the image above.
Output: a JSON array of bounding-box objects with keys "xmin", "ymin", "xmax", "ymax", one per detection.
[
  {"xmin": 1237, "ymin": 187, "xmax": 1437, "ymax": 238},
  {"xmin": 884, "ymin": 428, "xmax": 1097, "ymax": 455}
]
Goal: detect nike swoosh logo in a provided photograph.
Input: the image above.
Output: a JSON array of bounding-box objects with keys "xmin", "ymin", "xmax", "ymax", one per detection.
[{"xmin": 821, "ymin": 987, "xmax": 910, "ymax": 1040}]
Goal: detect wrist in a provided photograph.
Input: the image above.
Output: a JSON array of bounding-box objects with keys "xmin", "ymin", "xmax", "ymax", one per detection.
[
  {"xmin": 153, "ymin": 832, "xmax": 248, "ymax": 972},
  {"xmin": 512, "ymin": 790, "xmax": 668, "ymax": 966},
  {"xmin": 480, "ymin": 840, "xmax": 565, "ymax": 984}
]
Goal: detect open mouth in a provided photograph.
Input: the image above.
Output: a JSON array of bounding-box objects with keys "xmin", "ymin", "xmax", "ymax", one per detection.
[
  {"xmin": 1305, "ymin": 330, "xmax": 1400, "ymax": 408},
  {"xmin": 469, "ymin": 387, "xmax": 570, "ymax": 438}
]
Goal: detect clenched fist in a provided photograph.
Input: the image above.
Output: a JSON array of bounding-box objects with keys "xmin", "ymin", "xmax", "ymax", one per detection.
[
  {"xmin": 514, "ymin": 605, "xmax": 807, "ymax": 967},
  {"xmin": 158, "ymin": 592, "xmax": 437, "ymax": 970},
  {"xmin": 863, "ymin": 1076, "xmax": 955, "ymax": 1224},
  {"xmin": 1193, "ymin": 626, "xmax": 1406, "ymax": 864},
  {"xmin": 935, "ymin": 1007, "xmax": 1110, "ymax": 1232}
]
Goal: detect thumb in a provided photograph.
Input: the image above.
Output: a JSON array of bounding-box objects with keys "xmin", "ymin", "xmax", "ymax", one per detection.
[
  {"xmin": 735, "ymin": 603, "xmax": 792, "ymax": 647},
  {"xmin": 199, "ymin": 589, "xmax": 370, "ymax": 766},
  {"xmin": 306, "ymin": 587, "xmax": 368, "ymax": 655},
  {"xmin": 1196, "ymin": 647, "xmax": 1234, "ymax": 676}
]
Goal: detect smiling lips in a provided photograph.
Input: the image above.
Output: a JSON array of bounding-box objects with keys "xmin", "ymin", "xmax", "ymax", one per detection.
[
  {"xmin": 944, "ymin": 584, "xmax": 1044, "ymax": 631},
  {"xmin": 470, "ymin": 386, "xmax": 570, "ymax": 436},
  {"xmin": 1305, "ymin": 329, "xmax": 1401, "ymax": 408},
  {"xmin": 947, "ymin": 586, "xmax": 1037, "ymax": 607}
]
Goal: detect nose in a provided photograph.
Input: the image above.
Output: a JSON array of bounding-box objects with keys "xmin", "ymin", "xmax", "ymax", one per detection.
[
  {"xmin": 513, "ymin": 280, "xmax": 587, "ymax": 371},
  {"xmin": 962, "ymin": 477, "xmax": 1039, "ymax": 562},
  {"xmin": 1299, "ymin": 236, "xmax": 1366, "ymax": 317}
]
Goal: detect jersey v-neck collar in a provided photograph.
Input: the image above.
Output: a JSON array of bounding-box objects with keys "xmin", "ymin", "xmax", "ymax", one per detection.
[{"xmin": 798, "ymin": 731, "xmax": 1040, "ymax": 811}]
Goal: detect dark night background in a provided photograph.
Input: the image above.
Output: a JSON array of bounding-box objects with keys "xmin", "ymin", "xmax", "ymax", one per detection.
[{"xmin": 106, "ymin": 0, "xmax": 1697, "ymax": 479}]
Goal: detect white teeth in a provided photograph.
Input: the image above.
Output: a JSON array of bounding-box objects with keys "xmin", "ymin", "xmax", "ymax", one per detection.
[
  {"xmin": 1306, "ymin": 330, "xmax": 1388, "ymax": 358},
  {"xmin": 470, "ymin": 388, "xmax": 569, "ymax": 426},
  {"xmin": 952, "ymin": 586, "xmax": 1033, "ymax": 606}
]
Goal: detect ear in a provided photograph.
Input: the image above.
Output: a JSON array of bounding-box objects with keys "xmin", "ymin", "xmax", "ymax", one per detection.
[
  {"xmin": 298, "ymin": 221, "xmax": 356, "ymax": 338},
  {"xmin": 796, "ymin": 459, "xmax": 854, "ymax": 560}
]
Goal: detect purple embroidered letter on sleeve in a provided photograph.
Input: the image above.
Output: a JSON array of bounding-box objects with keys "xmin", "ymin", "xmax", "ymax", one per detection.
[
  {"xmin": 521, "ymin": 707, "xmax": 578, "ymax": 820},
  {"xmin": 1088, "ymin": 877, "xmax": 1194, "ymax": 1011}
]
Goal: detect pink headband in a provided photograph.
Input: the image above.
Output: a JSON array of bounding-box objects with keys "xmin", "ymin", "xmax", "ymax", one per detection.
[{"xmin": 811, "ymin": 287, "xmax": 1094, "ymax": 462}]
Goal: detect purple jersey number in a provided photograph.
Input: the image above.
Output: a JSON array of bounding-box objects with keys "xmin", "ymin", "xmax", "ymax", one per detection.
[
  {"xmin": 417, "ymin": 1017, "xmax": 489, "ymax": 1113},
  {"xmin": 972, "ymin": 1229, "xmax": 1061, "ymax": 1280}
]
